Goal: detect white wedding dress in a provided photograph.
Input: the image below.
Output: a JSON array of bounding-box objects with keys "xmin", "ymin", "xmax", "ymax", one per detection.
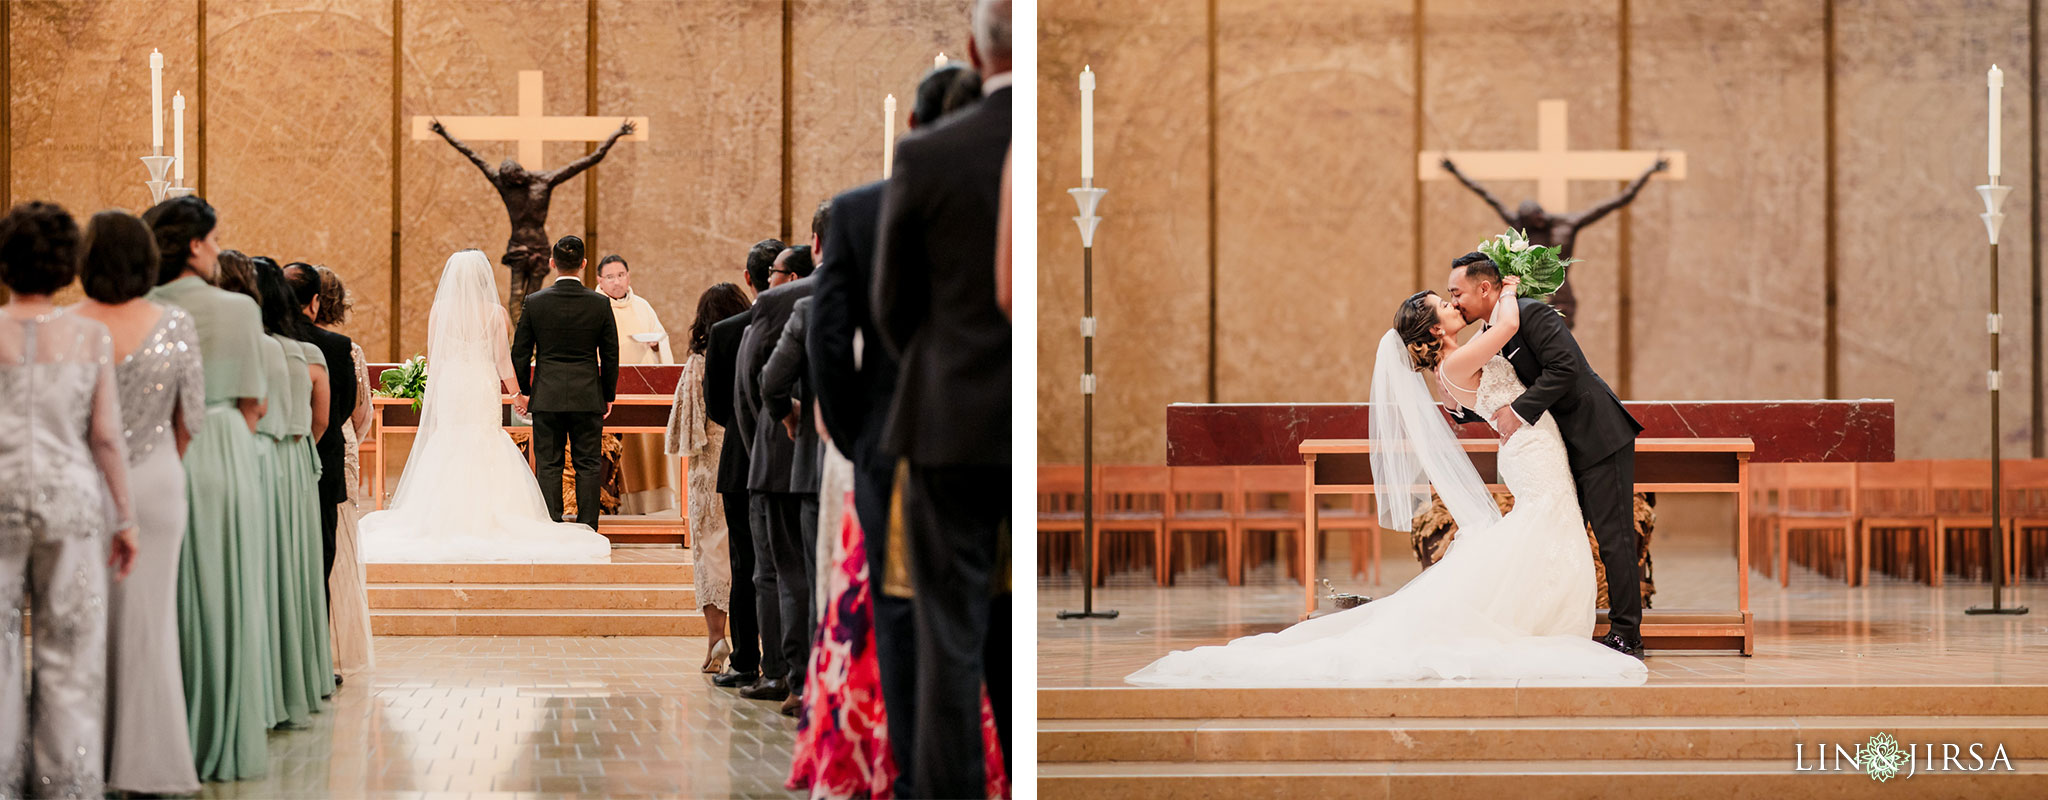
[
  {"xmin": 359, "ymin": 251, "xmax": 611, "ymax": 563},
  {"xmin": 1127, "ymin": 352, "xmax": 1646, "ymax": 686}
]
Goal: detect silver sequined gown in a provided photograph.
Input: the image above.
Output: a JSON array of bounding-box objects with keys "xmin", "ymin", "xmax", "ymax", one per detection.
[
  {"xmin": 0, "ymin": 308, "xmax": 135, "ymax": 799},
  {"xmin": 103, "ymin": 307, "xmax": 204, "ymax": 795}
]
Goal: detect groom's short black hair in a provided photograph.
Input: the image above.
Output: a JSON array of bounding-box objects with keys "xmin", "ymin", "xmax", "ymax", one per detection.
[
  {"xmin": 552, "ymin": 235, "xmax": 585, "ymax": 272},
  {"xmin": 1451, "ymin": 251, "xmax": 1500, "ymax": 282}
]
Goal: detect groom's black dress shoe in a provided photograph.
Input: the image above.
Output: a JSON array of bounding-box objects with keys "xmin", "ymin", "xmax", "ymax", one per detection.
[
  {"xmin": 713, "ymin": 669, "xmax": 759, "ymax": 689},
  {"xmin": 1595, "ymin": 632, "xmax": 1646, "ymax": 659},
  {"xmin": 739, "ymin": 677, "xmax": 791, "ymax": 701}
]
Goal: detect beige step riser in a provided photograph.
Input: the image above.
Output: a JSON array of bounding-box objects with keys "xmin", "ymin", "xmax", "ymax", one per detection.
[
  {"xmin": 367, "ymin": 586, "xmax": 696, "ymax": 611},
  {"xmin": 1042, "ymin": 725, "xmax": 2048, "ymax": 763},
  {"xmin": 1040, "ymin": 687, "xmax": 2048, "ymax": 720},
  {"xmin": 370, "ymin": 614, "xmax": 708, "ymax": 637},
  {"xmin": 365, "ymin": 563, "xmax": 690, "ymax": 585},
  {"xmin": 1040, "ymin": 771, "xmax": 2048, "ymax": 799}
]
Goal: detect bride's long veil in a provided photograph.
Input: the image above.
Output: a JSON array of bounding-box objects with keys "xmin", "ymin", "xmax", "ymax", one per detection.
[
  {"xmin": 1369, "ymin": 330, "xmax": 1501, "ymax": 535},
  {"xmin": 386, "ymin": 249, "xmax": 504, "ymax": 513}
]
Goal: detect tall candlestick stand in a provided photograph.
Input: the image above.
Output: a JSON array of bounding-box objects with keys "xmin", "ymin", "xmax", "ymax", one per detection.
[
  {"xmin": 1965, "ymin": 179, "xmax": 2027, "ymax": 616},
  {"xmin": 1057, "ymin": 179, "xmax": 1117, "ymax": 621},
  {"xmin": 140, "ymin": 152, "xmax": 174, "ymax": 205}
]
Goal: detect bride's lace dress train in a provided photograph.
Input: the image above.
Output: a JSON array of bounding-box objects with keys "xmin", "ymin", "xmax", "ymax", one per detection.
[{"xmin": 1128, "ymin": 356, "xmax": 1646, "ymax": 686}]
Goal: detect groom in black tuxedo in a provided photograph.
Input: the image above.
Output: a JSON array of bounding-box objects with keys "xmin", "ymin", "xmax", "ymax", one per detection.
[
  {"xmin": 512, "ymin": 235, "xmax": 620, "ymax": 530},
  {"xmin": 1444, "ymin": 251, "xmax": 1647, "ymax": 658}
]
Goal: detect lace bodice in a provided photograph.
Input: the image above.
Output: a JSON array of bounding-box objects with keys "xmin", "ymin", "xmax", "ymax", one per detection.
[
  {"xmin": 1471, "ymin": 356, "xmax": 1576, "ymax": 505},
  {"xmin": 0, "ymin": 308, "xmax": 131, "ymax": 536},
  {"xmin": 115, "ymin": 307, "xmax": 205, "ymax": 465}
]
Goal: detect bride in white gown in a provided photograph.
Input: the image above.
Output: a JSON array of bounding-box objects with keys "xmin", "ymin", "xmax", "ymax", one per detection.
[
  {"xmin": 1128, "ymin": 276, "xmax": 1645, "ymax": 685},
  {"xmin": 359, "ymin": 250, "xmax": 611, "ymax": 563}
]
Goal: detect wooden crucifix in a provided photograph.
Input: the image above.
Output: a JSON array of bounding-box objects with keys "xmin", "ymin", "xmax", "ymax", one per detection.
[
  {"xmin": 1418, "ymin": 100, "xmax": 1685, "ymax": 323},
  {"xmin": 412, "ymin": 70, "xmax": 651, "ymax": 324}
]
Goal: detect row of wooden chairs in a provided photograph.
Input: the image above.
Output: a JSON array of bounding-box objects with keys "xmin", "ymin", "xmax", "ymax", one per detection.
[
  {"xmin": 1037, "ymin": 465, "xmax": 1386, "ymax": 587},
  {"xmin": 1749, "ymin": 459, "xmax": 2048, "ymax": 587}
]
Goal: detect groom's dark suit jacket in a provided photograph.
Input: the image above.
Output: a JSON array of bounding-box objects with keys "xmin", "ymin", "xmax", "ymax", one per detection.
[
  {"xmin": 1451, "ymin": 297, "xmax": 1642, "ymax": 471},
  {"xmin": 512, "ymin": 275, "xmax": 620, "ymax": 413}
]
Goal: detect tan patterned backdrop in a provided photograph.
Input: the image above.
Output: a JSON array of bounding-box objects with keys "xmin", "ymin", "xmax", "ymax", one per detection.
[
  {"xmin": 5, "ymin": 0, "xmax": 972, "ymax": 361},
  {"xmin": 1040, "ymin": 0, "xmax": 2042, "ymax": 464}
]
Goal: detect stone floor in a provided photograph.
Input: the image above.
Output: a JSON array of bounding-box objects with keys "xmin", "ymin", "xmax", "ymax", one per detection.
[
  {"xmin": 1039, "ymin": 501, "xmax": 2048, "ymax": 688},
  {"xmin": 199, "ymin": 634, "xmax": 802, "ymax": 799}
]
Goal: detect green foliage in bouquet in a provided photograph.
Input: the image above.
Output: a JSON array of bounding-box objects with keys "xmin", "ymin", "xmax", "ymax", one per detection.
[
  {"xmin": 377, "ymin": 355, "xmax": 428, "ymax": 410},
  {"xmin": 1475, "ymin": 229, "xmax": 1574, "ymax": 300}
]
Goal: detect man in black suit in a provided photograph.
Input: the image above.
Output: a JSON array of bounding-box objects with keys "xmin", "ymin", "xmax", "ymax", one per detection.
[
  {"xmin": 704, "ymin": 238, "xmax": 783, "ymax": 690},
  {"xmin": 511, "ymin": 235, "xmax": 620, "ymax": 530},
  {"xmin": 870, "ymin": 0, "xmax": 1011, "ymax": 792},
  {"xmin": 1444, "ymin": 251, "xmax": 1647, "ymax": 657},
  {"xmin": 283, "ymin": 263, "xmax": 357, "ymax": 603},
  {"xmin": 807, "ymin": 60, "xmax": 983, "ymax": 795},
  {"xmin": 733, "ymin": 245, "xmax": 815, "ymax": 704}
]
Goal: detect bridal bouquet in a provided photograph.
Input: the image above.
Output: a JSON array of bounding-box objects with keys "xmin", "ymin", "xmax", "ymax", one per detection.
[
  {"xmin": 1476, "ymin": 229, "xmax": 1573, "ymax": 299},
  {"xmin": 378, "ymin": 355, "xmax": 428, "ymax": 410}
]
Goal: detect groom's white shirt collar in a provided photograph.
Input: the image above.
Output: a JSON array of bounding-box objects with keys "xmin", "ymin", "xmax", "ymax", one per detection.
[{"xmin": 554, "ymin": 275, "xmax": 584, "ymax": 285}]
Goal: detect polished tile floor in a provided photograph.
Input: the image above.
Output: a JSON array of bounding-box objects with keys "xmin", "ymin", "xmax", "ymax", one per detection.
[
  {"xmin": 198, "ymin": 635, "xmax": 802, "ymax": 799},
  {"xmin": 1039, "ymin": 499, "xmax": 2048, "ymax": 688}
]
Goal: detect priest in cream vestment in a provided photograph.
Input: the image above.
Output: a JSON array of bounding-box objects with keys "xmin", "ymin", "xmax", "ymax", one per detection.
[{"xmin": 597, "ymin": 255, "xmax": 677, "ymax": 514}]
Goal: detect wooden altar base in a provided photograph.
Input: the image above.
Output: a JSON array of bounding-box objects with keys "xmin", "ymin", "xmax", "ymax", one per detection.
[
  {"xmin": 367, "ymin": 548, "xmax": 704, "ymax": 636},
  {"xmin": 1038, "ymin": 521, "xmax": 2048, "ymax": 795}
]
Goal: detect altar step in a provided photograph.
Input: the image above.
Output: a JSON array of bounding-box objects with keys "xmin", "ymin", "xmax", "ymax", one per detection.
[
  {"xmin": 367, "ymin": 558, "xmax": 700, "ymax": 637},
  {"xmin": 599, "ymin": 515, "xmax": 688, "ymax": 546},
  {"xmin": 1039, "ymin": 685, "xmax": 2048, "ymax": 796}
]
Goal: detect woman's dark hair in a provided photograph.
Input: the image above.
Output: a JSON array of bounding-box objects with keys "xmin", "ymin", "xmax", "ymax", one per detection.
[
  {"xmin": 688, "ymin": 282, "xmax": 752, "ymax": 356},
  {"xmin": 255, "ymin": 259, "xmax": 314, "ymax": 341},
  {"xmin": 1393, "ymin": 290, "xmax": 1446, "ymax": 372},
  {"xmin": 312, "ymin": 265, "xmax": 350, "ymax": 326},
  {"xmin": 0, "ymin": 201, "xmax": 81, "ymax": 296},
  {"xmin": 214, "ymin": 250, "xmax": 259, "ymax": 299},
  {"xmin": 914, "ymin": 63, "xmax": 983, "ymax": 126},
  {"xmin": 141, "ymin": 196, "xmax": 217, "ymax": 285},
  {"xmin": 79, "ymin": 210, "xmax": 161, "ymax": 304}
]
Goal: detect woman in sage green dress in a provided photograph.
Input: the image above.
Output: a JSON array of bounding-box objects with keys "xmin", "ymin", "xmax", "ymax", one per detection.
[
  {"xmin": 256, "ymin": 260, "xmax": 334, "ymax": 723},
  {"xmin": 217, "ymin": 253, "xmax": 289, "ymax": 729},
  {"xmin": 142, "ymin": 197, "xmax": 273, "ymax": 782}
]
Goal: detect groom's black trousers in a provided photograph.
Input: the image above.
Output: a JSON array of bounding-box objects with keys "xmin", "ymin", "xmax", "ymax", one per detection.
[
  {"xmin": 1576, "ymin": 445, "xmax": 1641, "ymax": 643},
  {"xmin": 533, "ymin": 410, "xmax": 604, "ymax": 529}
]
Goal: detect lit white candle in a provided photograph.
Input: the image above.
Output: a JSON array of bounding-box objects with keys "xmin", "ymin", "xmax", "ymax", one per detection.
[
  {"xmin": 1080, "ymin": 65, "xmax": 1095, "ymax": 181},
  {"xmin": 173, "ymin": 91, "xmax": 185, "ymax": 181},
  {"xmin": 935, "ymin": 52, "xmax": 947, "ymax": 68},
  {"xmin": 150, "ymin": 49, "xmax": 163, "ymax": 152},
  {"xmin": 1989, "ymin": 64, "xmax": 2003, "ymax": 179},
  {"xmin": 883, "ymin": 94, "xmax": 896, "ymax": 178}
]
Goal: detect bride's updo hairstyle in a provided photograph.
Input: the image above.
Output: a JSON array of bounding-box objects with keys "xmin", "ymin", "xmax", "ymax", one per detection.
[{"xmin": 1393, "ymin": 290, "xmax": 1445, "ymax": 372}]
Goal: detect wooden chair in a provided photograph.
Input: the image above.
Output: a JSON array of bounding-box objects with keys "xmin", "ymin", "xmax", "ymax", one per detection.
[
  {"xmin": 2006, "ymin": 459, "xmax": 2048, "ymax": 583},
  {"xmin": 1164, "ymin": 467, "xmax": 1241, "ymax": 585},
  {"xmin": 1932, "ymin": 459, "xmax": 1998, "ymax": 586},
  {"xmin": 1748, "ymin": 462, "xmax": 1782, "ymax": 580},
  {"xmin": 1774, "ymin": 462, "xmax": 1858, "ymax": 586},
  {"xmin": 1855, "ymin": 460, "xmax": 1935, "ymax": 585},
  {"xmin": 1237, "ymin": 466, "xmax": 1310, "ymax": 585},
  {"xmin": 1314, "ymin": 493, "xmax": 1382, "ymax": 584},
  {"xmin": 1037, "ymin": 465, "xmax": 1085, "ymax": 579},
  {"xmin": 1096, "ymin": 465, "xmax": 1170, "ymax": 586}
]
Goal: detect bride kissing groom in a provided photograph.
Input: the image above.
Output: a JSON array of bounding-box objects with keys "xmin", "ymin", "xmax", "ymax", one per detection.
[{"xmin": 1129, "ymin": 232, "xmax": 1647, "ymax": 686}]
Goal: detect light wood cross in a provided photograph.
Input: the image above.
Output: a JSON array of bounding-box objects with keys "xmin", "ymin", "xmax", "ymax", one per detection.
[
  {"xmin": 410, "ymin": 70, "xmax": 649, "ymax": 170},
  {"xmin": 1417, "ymin": 99, "xmax": 1684, "ymax": 211}
]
